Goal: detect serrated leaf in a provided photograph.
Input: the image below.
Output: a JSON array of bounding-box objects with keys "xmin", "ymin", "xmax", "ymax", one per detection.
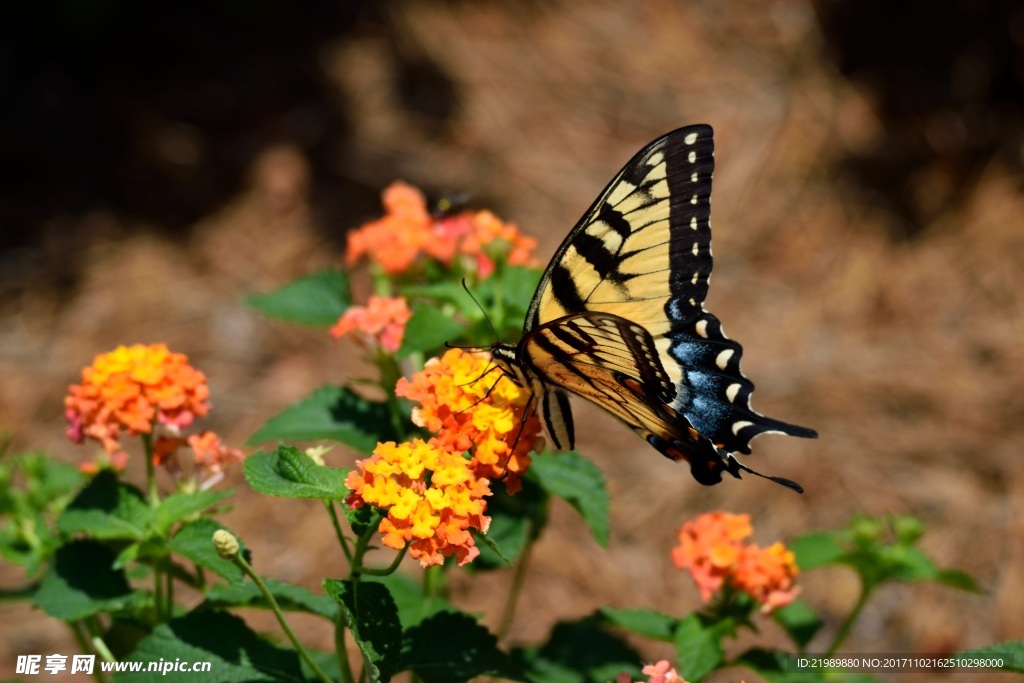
[
  {"xmin": 116, "ymin": 610, "xmax": 307, "ymax": 682},
  {"xmin": 245, "ymin": 269, "xmax": 350, "ymax": 327},
  {"xmin": 403, "ymin": 611, "xmax": 521, "ymax": 683},
  {"xmin": 674, "ymin": 614, "xmax": 723, "ymax": 682},
  {"xmin": 244, "ymin": 446, "xmax": 349, "ymax": 500},
  {"xmin": 204, "ymin": 579, "xmax": 337, "ymax": 621},
  {"xmin": 58, "ymin": 471, "xmax": 151, "ymax": 541},
  {"xmin": 771, "ymin": 599, "xmax": 823, "ymax": 649},
  {"xmin": 790, "ymin": 531, "xmax": 848, "ymax": 570},
  {"xmin": 325, "ymin": 579, "xmax": 402, "ymax": 682},
  {"xmin": 396, "ymin": 303, "xmax": 467, "ymax": 359},
  {"xmin": 247, "ymin": 385, "xmax": 396, "ymax": 452},
  {"xmin": 33, "ymin": 540, "xmax": 137, "ymax": 620},
  {"xmin": 955, "ymin": 639, "xmax": 1024, "ymax": 673},
  {"xmin": 153, "ymin": 490, "xmax": 233, "ymax": 535},
  {"xmin": 529, "ymin": 451, "xmax": 609, "ymax": 547},
  {"xmin": 362, "ymin": 573, "xmax": 458, "ymax": 629},
  {"xmin": 167, "ymin": 518, "xmax": 245, "ymax": 585},
  {"xmin": 599, "ymin": 607, "xmax": 677, "ymax": 641}
]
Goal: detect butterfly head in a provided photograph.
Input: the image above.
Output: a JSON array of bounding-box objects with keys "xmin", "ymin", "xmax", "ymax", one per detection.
[{"xmin": 490, "ymin": 343, "xmax": 522, "ymax": 386}]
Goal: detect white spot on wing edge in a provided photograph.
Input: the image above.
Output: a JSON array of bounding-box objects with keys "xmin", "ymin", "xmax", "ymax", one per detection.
[
  {"xmin": 684, "ymin": 132, "xmax": 699, "ymax": 145},
  {"xmin": 695, "ymin": 319, "xmax": 708, "ymax": 338},
  {"xmin": 688, "ymin": 151, "xmax": 696, "ymax": 163},
  {"xmin": 716, "ymin": 350, "xmax": 734, "ymax": 370},
  {"xmin": 690, "ymin": 217, "xmax": 698, "ymax": 230},
  {"xmin": 725, "ymin": 383, "xmax": 741, "ymax": 403},
  {"xmin": 648, "ymin": 151, "xmax": 665, "ymax": 166},
  {"xmin": 731, "ymin": 420, "xmax": 754, "ymax": 435},
  {"xmin": 691, "ymin": 242, "xmax": 699, "ymax": 256}
]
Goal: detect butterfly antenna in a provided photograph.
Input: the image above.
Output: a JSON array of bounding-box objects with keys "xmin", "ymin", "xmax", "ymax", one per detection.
[
  {"xmin": 462, "ymin": 278, "xmax": 502, "ymax": 342},
  {"xmin": 727, "ymin": 455, "xmax": 804, "ymax": 494}
]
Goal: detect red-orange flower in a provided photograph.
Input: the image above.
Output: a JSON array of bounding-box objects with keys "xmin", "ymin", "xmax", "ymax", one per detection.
[
  {"xmin": 345, "ymin": 439, "xmax": 491, "ymax": 567},
  {"xmin": 330, "ymin": 296, "xmax": 413, "ymax": 353},
  {"xmin": 395, "ymin": 348, "xmax": 542, "ymax": 492},
  {"xmin": 345, "ymin": 181, "xmax": 538, "ymax": 277},
  {"xmin": 65, "ymin": 344, "xmax": 211, "ymax": 464},
  {"xmin": 613, "ymin": 661, "xmax": 689, "ymax": 683},
  {"xmin": 671, "ymin": 511, "xmax": 798, "ymax": 614}
]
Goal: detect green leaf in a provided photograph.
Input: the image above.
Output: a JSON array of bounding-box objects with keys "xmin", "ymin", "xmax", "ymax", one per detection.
[
  {"xmin": 396, "ymin": 303, "xmax": 467, "ymax": 359},
  {"xmin": 325, "ymin": 579, "xmax": 402, "ymax": 682},
  {"xmin": 57, "ymin": 471, "xmax": 151, "ymax": 541},
  {"xmin": 772, "ymin": 599, "xmax": 823, "ymax": 649},
  {"xmin": 33, "ymin": 540, "xmax": 137, "ymax": 620},
  {"xmin": 245, "ymin": 269, "xmax": 350, "ymax": 327},
  {"xmin": 247, "ymin": 385, "xmax": 396, "ymax": 452},
  {"xmin": 515, "ymin": 618, "xmax": 641, "ymax": 683},
  {"xmin": 204, "ymin": 579, "xmax": 337, "ymax": 621},
  {"xmin": 673, "ymin": 614, "xmax": 723, "ymax": 682},
  {"xmin": 167, "ymin": 518, "xmax": 246, "ymax": 585},
  {"xmin": 475, "ymin": 526, "xmax": 514, "ymax": 566},
  {"xmin": 936, "ymin": 567, "xmax": 983, "ymax": 593},
  {"xmin": 404, "ymin": 611, "xmax": 522, "ymax": 683},
  {"xmin": 244, "ymin": 446, "xmax": 349, "ymax": 500},
  {"xmin": 883, "ymin": 545, "xmax": 941, "ymax": 582},
  {"xmin": 955, "ymin": 639, "xmax": 1024, "ymax": 673},
  {"xmin": 599, "ymin": 607, "xmax": 677, "ymax": 642},
  {"xmin": 153, "ymin": 490, "xmax": 233, "ymax": 535},
  {"xmin": 117, "ymin": 610, "xmax": 308, "ymax": 682},
  {"xmin": 790, "ymin": 531, "xmax": 848, "ymax": 570},
  {"xmin": 529, "ymin": 451, "xmax": 609, "ymax": 547},
  {"xmin": 363, "ymin": 573, "xmax": 458, "ymax": 629}
]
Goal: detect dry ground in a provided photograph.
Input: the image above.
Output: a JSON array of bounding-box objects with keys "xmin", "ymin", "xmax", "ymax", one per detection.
[{"xmin": 2, "ymin": 2, "xmax": 1022, "ymax": 682}]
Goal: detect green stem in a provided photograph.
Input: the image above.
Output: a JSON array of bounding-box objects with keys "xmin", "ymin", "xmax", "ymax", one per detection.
[
  {"xmin": 142, "ymin": 432, "xmax": 160, "ymax": 506},
  {"xmin": 326, "ymin": 500, "xmax": 354, "ymax": 565},
  {"xmin": 378, "ymin": 354, "xmax": 408, "ymax": 441},
  {"xmin": 827, "ymin": 582, "xmax": 872, "ymax": 655},
  {"xmin": 83, "ymin": 616, "xmax": 116, "ymax": 663},
  {"xmin": 69, "ymin": 621, "xmax": 111, "ymax": 683},
  {"xmin": 232, "ymin": 553, "xmax": 336, "ymax": 683},
  {"xmin": 497, "ymin": 535, "xmax": 534, "ymax": 641},
  {"xmin": 335, "ymin": 608, "xmax": 356, "ymax": 683},
  {"xmin": 358, "ymin": 545, "xmax": 407, "ymax": 576}
]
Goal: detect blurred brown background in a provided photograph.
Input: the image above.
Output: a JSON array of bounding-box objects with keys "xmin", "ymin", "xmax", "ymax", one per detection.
[{"xmin": 2, "ymin": 1, "xmax": 1023, "ymax": 681}]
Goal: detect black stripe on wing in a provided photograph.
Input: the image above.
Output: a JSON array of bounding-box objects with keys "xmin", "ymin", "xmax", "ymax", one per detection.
[{"xmin": 668, "ymin": 310, "xmax": 817, "ymax": 455}]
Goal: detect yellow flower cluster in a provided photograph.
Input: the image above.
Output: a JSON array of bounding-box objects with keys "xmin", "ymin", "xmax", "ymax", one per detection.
[
  {"xmin": 345, "ymin": 439, "xmax": 491, "ymax": 567},
  {"xmin": 346, "ymin": 348, "xmax": 544, "ymax": 567}
]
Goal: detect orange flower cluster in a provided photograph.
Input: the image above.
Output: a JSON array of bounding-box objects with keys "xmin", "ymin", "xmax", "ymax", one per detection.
[
  {"xmin": 614, "ymin": 661, "xmax": 688, "ymax": 683},
  {"xmin": 345, "ymin": 439, "xmax": 491, "ymax": 567},
  {"xmin": 65, "ymin": 344, "xmax": 210, "ymax": 461},
  {"xmin": 396, "ymin": 348, "xmax": 542, "ymax": 492},
  {"xmin": 330, "ymin": 295, "xmax": 412, "ymax": 353},
  {"xmin": 671, "ymin": 511, "xmax": 799, "ymax": 614},
  {"xmin": 345, "ymin": 181, "xmax": 537, "ymax": 277}
]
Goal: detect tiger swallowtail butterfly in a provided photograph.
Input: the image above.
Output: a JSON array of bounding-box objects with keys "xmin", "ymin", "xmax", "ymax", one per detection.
[{"xmin": 491, "ymin": 125, "xmax": 816, "ymax": 491}]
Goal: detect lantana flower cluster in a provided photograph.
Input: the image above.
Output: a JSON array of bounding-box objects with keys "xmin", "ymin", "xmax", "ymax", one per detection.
[
  {"xmin": 671, "ymin": 511, "xmax": 799, "ymax": 614},
  {"xmin": 345, "ymin": 181, "xmax": 537, "ymax": 278},
  {"xmin": 65, "ymin": 343, "xmax": 242, "ymax": 483},
  {"xmin": 396, "ymin": 348, "xmax": 542, "ymax": 492},
  {"xmin": 345, "ymin": 348, "xmax": 543, "ymax": 567},
  {"xmin": 345, "ymin": 439, "xmax": 491, "ymax": 567}
]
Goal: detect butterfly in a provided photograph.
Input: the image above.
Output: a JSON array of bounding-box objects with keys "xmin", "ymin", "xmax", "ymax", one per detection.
[{"xmin": 491, "ymin": 124, "xmax": 816, "ymax": 491}]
